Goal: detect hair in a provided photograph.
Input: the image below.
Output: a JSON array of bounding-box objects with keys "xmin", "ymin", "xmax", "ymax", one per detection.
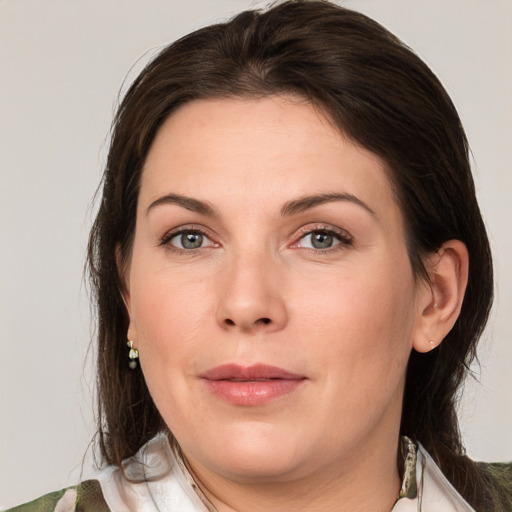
[{"xmin": 87, "ymin": 1, "xmax": 506, "ymax": 509}]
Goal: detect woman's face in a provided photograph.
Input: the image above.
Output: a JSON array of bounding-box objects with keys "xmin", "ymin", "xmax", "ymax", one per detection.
[{"xmin": 124, "ymin": 96, "xmax": 429, "ymax": 484}]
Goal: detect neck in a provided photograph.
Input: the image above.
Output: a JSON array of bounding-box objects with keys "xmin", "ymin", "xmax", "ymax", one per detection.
[{"xmin": 183, "ymin": 434, "xmax": 402, "ymax": 512}]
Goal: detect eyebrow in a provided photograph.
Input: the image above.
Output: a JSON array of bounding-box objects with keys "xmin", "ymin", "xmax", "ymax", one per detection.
[
  {"xmin": 281, "ymin": 193, "xmax": 376, "ymax": 217},
  {"xmin": 146, "ymin": 193, "xmax": 218, "ymax": 216},
  {"xmin": 146, "ymin": 191, "xmax": 375, "ymax": 218}
]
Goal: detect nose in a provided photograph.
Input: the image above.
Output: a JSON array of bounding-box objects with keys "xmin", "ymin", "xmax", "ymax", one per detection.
[{"xmin": 216, "ymin": 251, "xmax": 287, "ymax": 334}]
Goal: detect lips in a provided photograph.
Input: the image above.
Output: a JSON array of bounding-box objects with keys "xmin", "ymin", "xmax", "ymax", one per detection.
[{"xmin": 200, "ymin": 364, "xmax": 306, "ymax": 406}]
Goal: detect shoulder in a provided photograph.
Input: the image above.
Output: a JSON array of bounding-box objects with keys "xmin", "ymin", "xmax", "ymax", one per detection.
[
  {"xmin": 415, "ymin": 443, "xmax": 476, "ymax": 511},
  {"xmin": 478, "ymin": 461, "xmax": 512, "ymax": 509},
  {"xmin": 479, "ymin": 460, "xmax": 512, "ymax": 479},
  {"xmin": 4, "ymin": 480, "xmax": 110, "ymax": 512}
]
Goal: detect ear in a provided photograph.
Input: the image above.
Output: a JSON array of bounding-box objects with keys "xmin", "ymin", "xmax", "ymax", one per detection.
[
  {"xmin": 116, "ymin": 245, "xmax": 137, "ymax": 342},
  {"xmin": 412, "ymin": 240, "xmax": 469, "ymax": 353}
]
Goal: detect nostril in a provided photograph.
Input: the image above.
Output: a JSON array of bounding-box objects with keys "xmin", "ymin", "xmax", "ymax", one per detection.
[{"xmin": 224, "ymin": 317, "xmax": 271, "ymax": 326}]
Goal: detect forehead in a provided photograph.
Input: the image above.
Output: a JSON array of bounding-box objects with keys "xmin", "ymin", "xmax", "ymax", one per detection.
[{"xmin": 140, "ymin": 96, "xmax": 396, "ymax": 218}]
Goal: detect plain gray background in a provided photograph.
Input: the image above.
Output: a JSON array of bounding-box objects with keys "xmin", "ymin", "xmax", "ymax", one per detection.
[{"xmin": 1, "ymin": 0, "xmax": 511, "ymax": 508}]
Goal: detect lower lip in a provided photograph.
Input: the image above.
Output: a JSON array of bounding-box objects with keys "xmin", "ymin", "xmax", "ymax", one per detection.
[{"xmin": 203, "ymin": 379, "xmax": 305, "ymax": 406}]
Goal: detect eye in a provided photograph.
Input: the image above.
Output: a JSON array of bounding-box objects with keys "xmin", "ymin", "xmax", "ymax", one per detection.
[
  {"xmin": 166, "ymin": 230, "xmax": 215, "ymax": 250},
  {"xmin": 295, "ymin": 227, "xmax": 352, "ymax": 251},
  {"xmin": 299, "ymin": 231, "xmax": 339, "ymax": 249}
]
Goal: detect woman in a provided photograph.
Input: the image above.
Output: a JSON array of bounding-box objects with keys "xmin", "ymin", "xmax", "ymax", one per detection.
[{"xmin": 7, "ymin": 1, "xmax": 511, "ymax": 511}]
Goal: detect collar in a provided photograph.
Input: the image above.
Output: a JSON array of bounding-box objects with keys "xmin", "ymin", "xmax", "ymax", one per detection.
[{"xmin": 397, "ymin": 436, "xmax": 418, "ymax": 501}]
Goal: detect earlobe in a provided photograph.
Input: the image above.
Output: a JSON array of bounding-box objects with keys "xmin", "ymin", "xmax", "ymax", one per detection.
[{"xmin": 412, "ymin": 240, "xmax": 469, "ymax": 353}]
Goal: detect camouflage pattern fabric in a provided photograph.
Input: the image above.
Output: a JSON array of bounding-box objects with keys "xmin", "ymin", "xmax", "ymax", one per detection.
[{"xmin": 5, "ymin": 480, "xmax": 109, "ymax": 512}]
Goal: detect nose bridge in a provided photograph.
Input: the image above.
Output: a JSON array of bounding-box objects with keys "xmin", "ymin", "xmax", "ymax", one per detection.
[{"xmin": 216, "ymin": 242, "xmax": 287, "ymax": 332}]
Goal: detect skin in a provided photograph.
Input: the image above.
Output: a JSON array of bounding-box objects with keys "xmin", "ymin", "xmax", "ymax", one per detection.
[{"xmin": 123, "ymin": 96, "xmax": 468, "ymax": 512}]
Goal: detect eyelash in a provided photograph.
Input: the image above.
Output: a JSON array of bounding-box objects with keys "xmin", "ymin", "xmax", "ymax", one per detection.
[
  {"xmin": 159, "ymin": 225, "xmax": 217, "ymax": 254},
  {"xmin": 292, "ymin": 224, "xmax": 353, "ymax": 253},
  {"xmin": 159, "ymin": 224, "xmax": 353, "ymax": 254}
]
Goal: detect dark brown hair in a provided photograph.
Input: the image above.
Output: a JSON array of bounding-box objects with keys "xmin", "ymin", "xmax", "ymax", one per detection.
[{"xmin": 87, "ymin": 1, "xmax": 505, "ymax": 508}]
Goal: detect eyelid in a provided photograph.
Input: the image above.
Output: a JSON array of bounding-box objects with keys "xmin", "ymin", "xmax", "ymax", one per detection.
[
  {"xmin": 159, "ymin": 224, "xmax": 219, "ymax": 250},
  {"xmin": 290, "ymin": 223, "xmax": 353, "ymax": 250}
]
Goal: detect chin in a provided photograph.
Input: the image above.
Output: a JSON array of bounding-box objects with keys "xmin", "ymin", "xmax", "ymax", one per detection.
[
  {"xmin": 189, "ymin": 423, "xmax": 311, "ymax": 482},
  {"xmin": 213, "ymin": 450, "xmax": 305, "ymax": 483}
]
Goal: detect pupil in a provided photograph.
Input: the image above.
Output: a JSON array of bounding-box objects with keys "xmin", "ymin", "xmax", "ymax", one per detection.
[
  {"xmin": 312, "ymin": 232, "xmax": 333, "ymax": 249},
  {"xmin": 182, "ymin": 233, "xmax": 203, "ymax": 249}
]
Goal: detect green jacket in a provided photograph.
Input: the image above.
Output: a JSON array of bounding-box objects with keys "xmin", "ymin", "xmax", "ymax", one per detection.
[{"xmin": 6, "ymin": 480, "xmax": 109, "ymax": 512}]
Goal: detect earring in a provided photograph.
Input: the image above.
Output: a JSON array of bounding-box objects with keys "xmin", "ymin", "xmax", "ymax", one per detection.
[
  {"xmin": 429, "ymin": 340, "xmax": 436, "ymax": 350},
  {"xmin": 127, "ymin": 340, "xmax": 139, "ymax": 369}
]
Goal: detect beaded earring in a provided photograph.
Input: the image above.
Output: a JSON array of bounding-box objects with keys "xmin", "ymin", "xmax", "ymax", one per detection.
[{"xmin": 127, "ymin": 340, "xmax": 139, "ymax": 369}]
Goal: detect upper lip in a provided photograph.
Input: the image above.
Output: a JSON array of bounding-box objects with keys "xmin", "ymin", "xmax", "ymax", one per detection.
[{"xmin": 200, "ymin": 363, "xmax": 305, "ymax": 381}]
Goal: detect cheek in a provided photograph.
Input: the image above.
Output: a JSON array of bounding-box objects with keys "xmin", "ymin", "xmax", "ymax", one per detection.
[
  {"xmin": 297, "ymin": 258, "xmax": 415, "ymax": 341},
  {"xmin": 293, "ymin": 259, "xmax": 417, "ymax": 391},
  {"xmin": 129, "ymin": 273, "xmax": 215, "ymax": 431},
  {"xmin": 128, "ymin": 262, "xmax": 215, "ymax": 380}
]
